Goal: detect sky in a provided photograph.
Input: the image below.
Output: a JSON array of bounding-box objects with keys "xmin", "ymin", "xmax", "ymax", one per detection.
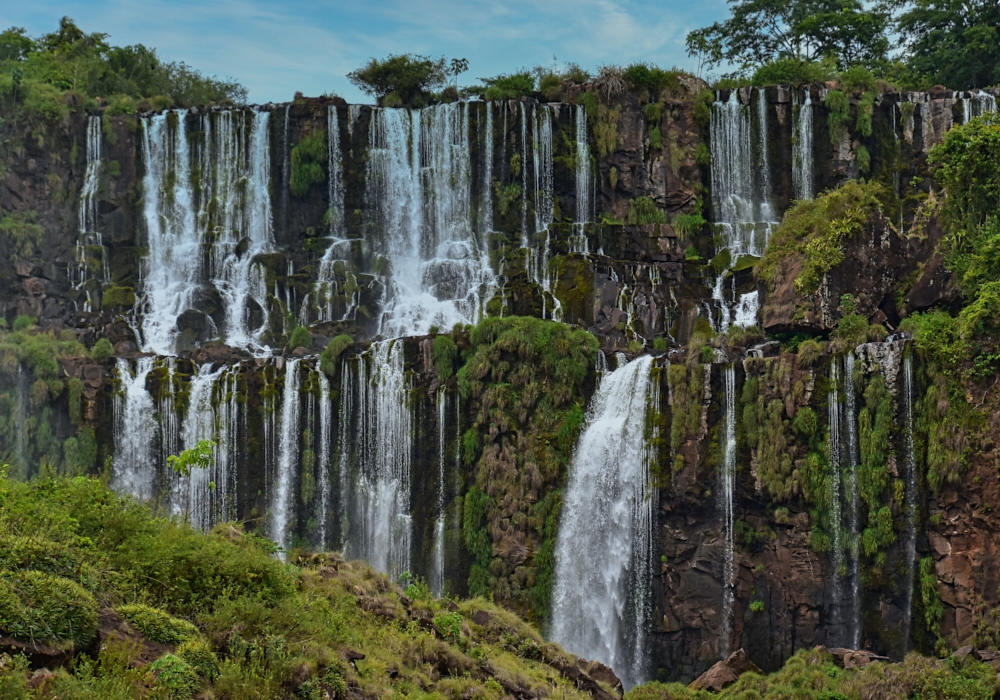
[{"xmin": 0, "ymin": 0, "xmax": 728, "ymax": 104}]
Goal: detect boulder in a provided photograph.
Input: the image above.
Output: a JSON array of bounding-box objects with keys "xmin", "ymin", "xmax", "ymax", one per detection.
[
  {"xmin": 689, "ymin": 649, "xmax": 762, "ymax": 692},
  {"xmin": 827, "ymin": 648, "xmax": 891, "ymax": 670}
]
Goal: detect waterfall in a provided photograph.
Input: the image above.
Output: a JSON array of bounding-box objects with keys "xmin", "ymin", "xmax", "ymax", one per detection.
[
  {"xmin": 367, "ymin": 104, "xmax": 495, "ymax": 337},
  {"xmin": 479, "ymin": 102, "xmax": 494, "ymax": 236},
  {"xmin": 964, "ymin": 90, "xmax": 997, "ymax": 122},
  {"xmin": 139, "ymin": 108, "xmax": 273, "ymax": 354},
  {"xmin": 572, "ymin": 104, "xmax": 592, "ymax": 253},
  {"xmin": 12, "ymin": 366, "xmax": 27, "ymax": 479},
  {"xmin": 551, "ymin": 354, "xmax": 655, "ymax": 690},
  {"xmin": 828, "ymin": 362, "xmax": 845, "ymax": 641},
  {"xmin": 431, "ymin": 388, "xmax": 447, "ymax": 597},
  {"xmin": 180, "ymin": 363, "xmax": 227, "ymax": 530},
  {"xmin": 113, "ymin": 357, "xmax": 158, "ymax": 500},
  {"xmin": 74, "ymin": 115, "xmax": 106, "ymax": 311},
  {"xmin": 140, "ymin": 112, "xmax": 199, "ymax": 355},
  {"xmin": 270, "ymin": 358, "xmax": 301, "ymax": 557},
  {"xmin": 328, "ymin": 105, "xmax": 345, "ymax": 236},
  {"xmin": 317, "ymin": 371, "xmax": 333, "ymax": 550},
  {"xmin": 734, "ymin": 290, "xmax": 759, "ymax": 328},
  {"xmin": 317, "ymin": 105, "xmax": 353, "ymax": 324},
  {"xmin": 709, "ymin": 89, "xmax": 776, "ymax": 330},
  {"xmin": 793, "ymin": 90, "xmax": 814, "ymax": 201},
  {"xmin": 902, "ymin": 353, "xmax": 918, "ymax": 651},
  {"xmin": 528, "ymin": 105, "xmax": 558, "ymax": 318},
  {"xmin": 343, "ymin": 340, "xmax": 412, "ymax": 578},
  {"xmin": 720, "ymin": 364, "xmax": 737, "ymax": 657},
  {"xmin": 844, "ymin": 351, "xmax": 861, "ymax": 648}
]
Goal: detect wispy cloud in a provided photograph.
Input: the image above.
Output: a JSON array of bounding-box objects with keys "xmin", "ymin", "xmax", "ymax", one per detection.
[{"xmin": 0, "ymin": 0, "xmax": 727, "ymax": 102}]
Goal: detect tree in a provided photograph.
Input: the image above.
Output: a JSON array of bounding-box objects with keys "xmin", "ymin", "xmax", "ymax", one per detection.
[
  {"xmin": 895, "ymin": 0, "xmax": 1000, "ymax": 88},
  {"xmin": 167, "ymin": 440, "xmax": 215, "ymax": 477},
  {"xmin": 347, "ymin": 54, "xmax": 455, "ymax": 106},
  {"xmin": 686, "ymin": 0, "xmax": 890, "ymax": 76}
]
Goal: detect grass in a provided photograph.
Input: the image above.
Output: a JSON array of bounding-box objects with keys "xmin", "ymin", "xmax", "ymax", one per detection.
[
  {"xmin": 289, "ymin": 131, "xmax": 327, "ymax": 198},
  {"xmin": 0, "ymin": 473, "xmax": 601, "ymax": 700}
]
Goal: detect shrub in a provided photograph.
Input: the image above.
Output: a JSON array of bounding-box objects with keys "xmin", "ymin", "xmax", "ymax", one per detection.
[
  {"xmin": 432, "ymin": 334, "xmax": 458, "ymax": 381},
  {"xmin": 177, "ymin": 638, "xmax": 220, "ymax": 679},
  {"xmin": 481, "ymin": 72, "xmax": 534, "ymax": 101},
  {"xmin": 320, "ymin": 333, "xmax": 352, "ymax": 376},
  {"xmin": 12, "ymin": 315, "xmax": 36, "ymax": 332},
  {"xmin": 825, "ymin": 89, "xmax": 850, "ymax": 142},
  {"xmin": 796, "ymin": 338, "xmax": 824, "ymax": 367},
  {"xmin": 289, "ymin": 131, "xmax": 326, "ymax": 197},
  {"xmin": 101, "ymin": 284, "xmax": 135, "ymax": 309},
  {"xmin": 148, "ymin": 654, "xmax": 199, "ymax": 699},
  {"xmin": 0, "ymin": 570, "xmax": 98, "ymax": 646},
  {"xmin": 117, "ymin": 604, "xmax": 200, "ymax": 645},
  {"xmin": 751, "ymin": 57, "xmax": 837, "ymax": 86},
  {"xmin": 841, "ymin": 65, "xmax": 877, "ymax": 93},
  {"xmin": 622, "ymin": 63, "xmax": 683, "ymax": 96},
  {"xmin": 91, "ymin": 336, "xmax": 114, "ymax": 363},
  {"xmin": 649, "ymin": 126, "xmax": 663, "ymax": 151},
  {"xmin": 288, "ymin": 325, "xmax": 312, "ymax": 350},
  {"xmin": 627, "ymin": 196, "xmax": 667, "ymax": 225},
  {"xmin": 347, "ymin": 54, "xmax": 451, "ymax": 105},
  {"xmin": 0, "ymin": 210, "xmax": 45, "ymax": 261}
]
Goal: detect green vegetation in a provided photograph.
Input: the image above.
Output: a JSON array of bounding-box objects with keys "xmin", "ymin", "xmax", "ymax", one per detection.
[
  {"xmin": 628, "ymin": 648, "xmax": 998, "ymax": 700},
  {"xmin": 288, "ymin": 325, "xmax": 312, "ymax": 350},
  {"xmin": 289, "ymin": 132, "xmax": 326, "ymax": 198},
  {"xmin": 825, "ymin": 89, "xmax": 850, "ymax": 141},
  {"xmin": 346, "ymin": 54, "xmax": 466, "ymax": 107},
  {"xmin": 0, "ymin": 210, "xmax": 44, "ymax": 262},
  {"xmin": 91, "ymin": 336, "xmax": 114, "ymax": 363},
  {"xmin": 167, "ymin": 440, "xmax": 215, "ymax": 477},
  {"xmin": 480, "ymin": 72, "xmax": 535, "ymax": 101},
  {"xmin": 756, "ymin": 181, "xmax": 885, "ymax": 295},
  {"xmin": 626, "ymin": 196, "xmax": 667, "ymax": 225},
  {"xmin": 751, "ymin": 56, "xmax": 837, "ymax": 85},
  {"xmin": 0, "ymin": 474, "xmax": 597, "ymax": 700},
  {"xmin": 458, "ymin": 317, "xmax": 598, "ymax": 622},
  {"xmin": 101, "ymin": 284, "xmax": 135, "ymax": 309},
  {"xmin": 432, "ymin": 334, "xmax": 458, "ymax": 382},
  {"xmin": 0, "ymin": 18, "xmax": 245, "ymax": 129},
  {"xmin": 622, "ymin": 64, "xmax": 684, "ymax": 98},
  {"xmin": 320, "ymin": 334, "xmax": 352, "ymax": 376}
]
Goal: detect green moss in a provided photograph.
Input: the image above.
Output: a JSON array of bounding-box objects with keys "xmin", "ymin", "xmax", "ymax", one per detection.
[
  {"xmin": 117, "ymin": 604, "xmax": 199, "ymax": 645},
  {"xmin": 91, "ymin": 337, "xmax": 114, "ymax": 363},
  {"xmin": 0, "ymin": 570, "xmax": 98, "ymax": 646},
  {"xmin": 0, "ymin": 210, "xmax": 44, "ymax": 262},
  {"xmin": 594, "ymin": 104, "xmax": 621, "ymax": 157},
  {"xmin": 432, "ymin": 334, "xmax": 458, "ymax": 382},
  {"xmin": 825, "ymin": 89, "xmax": 850, "ymax": 143},
  {"xmin": 857, "ymin": 91, "xmax": 875, "ymax": 138},
  {"xmin": 288, "ymin": 325, "xmax": 312, "ymax": 350},
  {"xmin": 102, "ymin": 284, "xmax": 135, "ymax": 309},
  {"xmin": 756, "ymin": 181, "xmax": 886, "ymax": 295},
  {"xmin": 649, "ymin": 126, "xmax": 663, "ymax": 151},
  {"xmin": 289, "ymin": 131, "xmax": 326, "ymax": 198},
  {"xmin": 626, "ymin": 196, "xmax": 667, "ymax": 225},
  {"xmin": 319, "ymin": 334, "xmax": 352, "ymax": 376}
]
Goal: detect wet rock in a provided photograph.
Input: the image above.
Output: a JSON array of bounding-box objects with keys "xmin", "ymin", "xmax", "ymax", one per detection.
[
  {"xmin": 827, "ymin": 648, "xmax": 891, "ymax": 669},
  {"xmin": 689, "ymin": 649, "xmax": 762, "ymax": 692}
]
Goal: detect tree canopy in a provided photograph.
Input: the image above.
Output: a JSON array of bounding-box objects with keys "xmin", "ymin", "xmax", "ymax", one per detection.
[
  {"xmin": 0, "ymin": 17, "xmax": 246, "ymax": 126},
  {"xmin": 347, "ymin": 54, "xmax": 467, "ymax": 107}
]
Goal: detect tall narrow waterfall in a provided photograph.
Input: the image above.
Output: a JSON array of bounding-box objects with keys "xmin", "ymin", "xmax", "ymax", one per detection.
[
  {"xmin": 139, "ymin": 108, "xmax": 273, "ymax": 354},
  {"xmin": 367, "ymin": 104, "xmax": 495, "ymax": 337},
  {"xmin": 271, "ymin": 358, "xmax": 301, "ymax": 557},
  {"xmin": 526, "ymin": 105, "xmax": 559, "ymax": 319},
  {"xmin": 479, "ymin": 102, "xmax": 494, "ymax": 236},
  {"xmin": 793, "ymin": 90, "xmax": 814, "ymax": 201},
  {"xmin": 709, "ymin": 89, "xmax": 776, "ymax": 329},
  {"xmin": 720, "ymin": 364, "xmax": 736, "ymax": 657},
  {"xmin": 551, "ymin": 354, "xmax": 655, "ymax": 690},
  {"xmin": 573, "ymin": 104, "xmax": 592, "ymax": 253},
  {"xmin": 828, "ymin": 362, "xmax": 845, "ymax": 640},
  {"xmin": 844, "ymin": 351, "xmax": 861, "ymax": 648},
  {"xmin": 902, "ymin": 353, "xmax": 918, "ymax": 650},
  {"xmin": 317, "ymin": 105, "xmax": 353, "ymax": 324},
  {"xmin": 113, "ymin": 357, "xmax": 158, "ymax": 500},
  {"xmin": 963, "ymin": 90, "xmax": 997, "ymax": 122},
  {"xmin": 74, "ymin": 115, "xmax": 105, "ymax": 311},
  {"xmin": 180, "ymin": 364, "xmax": 227, "ymax": 530},
  {"xmin": 431, "ymin": 389, "xmax": 447, "ymax": 597},
  {"xmin": 342, "ymin": 340, "xmax": 412, "ymax": 578},
  {"xmin": 327, "ymin": 105, "xmax": 345, "ymax": 236},
  {"xmin": 317, "ymin": 371, "xmax": 333, "ymax": 550}
]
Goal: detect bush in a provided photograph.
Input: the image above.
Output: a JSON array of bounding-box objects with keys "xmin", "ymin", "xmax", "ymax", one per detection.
[
  {"xmin": 796, "ymin": 338, "xmax": 824, "ymax": 367},
  {"xmin": 432, "ymin": 334, "xmax": 458, "ymax": 382},
  {"xmin": 0, "ymin": 570, "xmax": 98, "ymax": 646},
  {"xmin": 825, "ymin": 89, "xmax": 850, "ymax": 142},
  {"xmin": 622, "ymin": 63, "xmax": 683, "ymax": 96},
  {"xmin": 751, "ymin": 57, "xmax": 837, "ymax": 86},
  {"xmin": 481, "ymin": 71, "xmax": 535, "ymax": 101},
  {"xmin": 289, "ymin": 132, "xmax": 326, "ymax": 198},
  {"xmin": 288, "ymin": 325, "xmax": 312, "ymax": 351},
  {"xmin": 91, "ymin": 336, "xmax": 114, "ymax": 363},
  {"xmin": 347, "ymin": 54, "xmax": 451, "ymax": 106},
  {"xmin": 101, "ymin": 284, "xmax": 135, "ymax": 309},
  {"xmin": 178, "ymin": 638, "xmax": 220, "ymax": 679},
  {"xmin": 320, "ymin": 333, "xmax": 352, "ymax": 376},
  {"xmin": 148, "ymin": 654, "xmax": 199, "ymax": 699},
  {"xmin": 118, "ymin": 604, "xmax": 200, "ymax": 644},
  {"xmin": 12, "ymin": 315, "xmax": 36, "ymax": 332},
  {"xmin": 627, "ymin": 196, "xmax": 667, "ymax": 225},
  {"xmin": 0, "ymin": 210, "xmax": 45, "ymax": 261},
  {"xmin": 841, "ymin": 65, "xmax": 877, "ymax": 93}
]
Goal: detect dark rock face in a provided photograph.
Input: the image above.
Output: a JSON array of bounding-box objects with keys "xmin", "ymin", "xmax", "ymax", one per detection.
[{"xmin": 4, "ymin": 84, "xmax": 1000, "ymax": 685}]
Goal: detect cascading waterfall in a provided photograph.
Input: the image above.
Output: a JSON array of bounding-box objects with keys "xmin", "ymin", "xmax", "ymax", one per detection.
[
  {"xmin": 963, "ymin": 90, "xmax": 997, "ymax": 122},
  {"xmin": 902, "ymin": 353, "xmax": 918, "ymax": 650},
  {"xmin": 343, "ymin": 340, "xmax": 412, "ymax": 577},
  {"xmin": 720, "ymin": 364, "xmax": 737, "ymax": 657},
  {"xmin": 828, "ymin": 362, "xmax": 845, "ymax": 640},
  {"xmin": 317, "ymin": 371, "xmax": 333, "ymax": 550},
  {"xmin": 113, "ymin": 357, "xmax": 158, "ymax": 500},
  {"xmin": 180, "ymin": 364, "xmax": 227, "ymax": 530},
  {"xmin": 74, "ymin": 115, "xmax": 106, "ymax": 311},
  {"xmin": 327, "ymin": 105, "xmax": 345, "ymax": 236},
  {"xmin": 317, "ymin": 105, "xmax": 354, "ymax": 323},
  {"xmin": 571, "ymin": 104, "xmax": 592, "ymax": 253},
  {"xmin": 431, "ymin": 389, "xmax": 447, "ymax": 597},
  {"xmin": 709, "ymin": 89, "xmax": 776, "ymax": 329},
  {"xmin": 844, "ymin": 351, "xmax": 861, "ymax": 648},
  {"xmin": 367, "ymin": 104, "xmax": 494, "ymax": 337},
  {"xmin": 551, "ymin": 354, "xmax": 655, "ymax": 690},
  {"xmin": 270, "ymin": 358, "xmax": 301, "ymax": 558},
  {"xmin": 792, "ymin": 90, "xmax": 814, "ymax": 201},
  {"xmin": 479, "ymin": 102, "xmax": 494, "ymax": 236}
]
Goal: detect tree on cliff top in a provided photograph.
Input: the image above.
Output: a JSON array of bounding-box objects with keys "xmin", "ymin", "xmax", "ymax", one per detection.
[
  {"xmin": 686, "ymin": 0, "xmax": 890, "ymax": 77},
  {"xmin": 347, "ymin": 54, "xmax": 467, "ymax": 107}
]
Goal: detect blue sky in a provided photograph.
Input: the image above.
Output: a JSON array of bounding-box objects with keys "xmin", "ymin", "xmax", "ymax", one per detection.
[{"xmin": 0, "ymin": 0, "xmax": 728, "ymax": 104}]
